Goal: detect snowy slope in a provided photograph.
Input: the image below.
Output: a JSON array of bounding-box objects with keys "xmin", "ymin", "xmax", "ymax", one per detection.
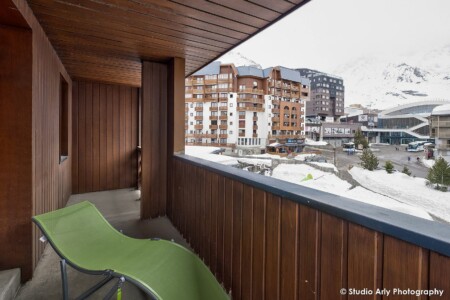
[
  {"xmin": 334, "ymin": 45, "xmax": 450, "ymax": 109},
  {"xmin": 216, "ymin": 51, "xmax": 262, "ymax": 69}
]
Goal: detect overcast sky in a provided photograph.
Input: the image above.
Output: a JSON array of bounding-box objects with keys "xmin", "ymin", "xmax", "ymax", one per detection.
[{"xmin": 231, "ymin": 0, "xmax": 450, "ymax": 72}]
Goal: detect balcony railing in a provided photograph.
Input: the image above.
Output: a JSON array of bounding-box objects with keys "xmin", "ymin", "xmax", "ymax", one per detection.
[
  {"xmin": 237, "ymin": 97, "xmax": 264, "ymax": 104},
  {"xmin": 237, "ymin": 107, "xmax": 264, "ymax": 112},
  {"xmin": 194, "ymin": 106, "xmax": 203, "ymax": 111},
  {"xmin": 238, "ymin": 88, "xmax": 264, "ymax": 95},
  {"xmin": 194, "ymin": 124, "xmax": 203, "ymax": 130},
  {"xmin": 209, "ymin": 106, "xmax": 218, "ymax": 111},
  {"xmin": 171, "ymin": 155, "xmax": 450, "ymax": 300}
]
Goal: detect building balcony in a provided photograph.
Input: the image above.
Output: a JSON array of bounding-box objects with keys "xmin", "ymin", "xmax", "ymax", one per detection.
[
  {"xmin": 204, "ymin": 88, "xmax": 217, "ymax": 93},
  {"xmin": 185, "ymin": 80, "xmax": 193, "ymax": 86},
  {"xmin": 219, "ymin": 124, "xmax": 228, "ymax": 130},
  {"xmin": 209, "ymin": 106, "xmax": 218, "ymax": 111},
  {"xmin": 272, "ymin": 108, "xmax": 280, "ymax": 113},
  {"xmin": 238, "ymin": 88, "xmax": 264, "ymax": 95},
  {"xmin": 219, "ymin": 106, "xmax": 228, "ymax": 111},
  {"xmin": 192, "ymin": 80, "xmax": 204, "ymax": 85},
  {"xmin": 272, "ymin": 117, "xmax": 280, "ymax": 122},
  {"xmin": 252, "ymin": 133, "xmax": 257, "ymax": 138},
  {"xmin": 185, "ymin": 88, "xmax": 193, "ymax": 94},
  {"xmin": 194, "ymin": 124, "xmax": 203, "ymax": 130},
  {"xmin": 209, "ymin": 116, "xmax": 218, "ymax": 120},
  {"xmin": 219, "ymin": 134, "xmax": 228, "ymax": 138},
  {"xmin": 237, "ymin": 107, "xmax": 264, "ymax": 112},
  {"xmin": 219, "ymin": 115, "xmax": 227, "ymax": 120},
  {"xmin": 193, "ymin": 89, "xmax": 204, "ymax": 94},
  {"xmin": 209, "ymin": 125, "xmax": 218, "ymax": 130},
  {"xmin": 239, "ymin": 132, "xmax": 245, "ymax": 137},
  {"xmin": 218, "ymin": 78, "xmax": 232, "ymax": 83},
  {"xmin": 194, "ymin": 116, "xmax": 203, "ymax": 120},
  {"xmin": 204, "ymin": 79, "xmax": 217, "ymax": 85},
  {"xmin": 204, "ymin": 96, "xmax": 218, "ymax": 102},
  {"xmin": 219, "ymin": 96, "xmax": 228, "ymax": 102},
  {"xmin": 253, "ymin": 125, "xmax": 258, "ymax": 130},
  {"xmin": 194, "ymin": 106, "xmax": 203, "ymax": 111},
  {"xmin": 237, "ymin": 97, "xmax": 264, "ymax": 104},
  {"xmin": 190, "ymin": 98, "xmax": 205, "ymax": 103}
]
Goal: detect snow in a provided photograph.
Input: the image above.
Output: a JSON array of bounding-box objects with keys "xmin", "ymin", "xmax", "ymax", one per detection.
[
  {"xmin": 422, "ymin": 159, "xmax": 435, "ymax": 168},
  {"xmin": 310, "ymin": 162, "xmax": 338, "ymax": 172},
  {"xmin": 432, "ymin": 103, "xmax": 450, "ymax": 115},
  {"xmin": 185, "ymin": 146, "xmax": 239, "ymax": 165},
  {"xmin": 271, "ymin": 164, "xmax": 432, "ymax": 220},
  {"xmin": 294, "ymin": 153, "xmax": 316, "ymax": 161},
  {"xmin": 349, "ymin": 167, "xmax": 450, "ymax": 222},
  {"xmin": 238, "ymin": 158, "xmax": 272, "ymax": 167},
  {"xmin": 248, "ymin": 153, "xmax": 288, "ymax": 160},
  {"xmin": 305, "ymin": 138, "xmax": 327, "ymax": 146}
]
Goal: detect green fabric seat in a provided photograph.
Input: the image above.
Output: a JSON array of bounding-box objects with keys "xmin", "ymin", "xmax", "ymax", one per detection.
[{"xmin": 32, "ymin": 201, "xmax": 228, "ymax": 300}]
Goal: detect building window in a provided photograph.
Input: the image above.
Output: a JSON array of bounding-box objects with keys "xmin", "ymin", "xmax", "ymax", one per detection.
[{"xmin": 59, "ymin": 75, "xmax": 69, "ymax": 163}]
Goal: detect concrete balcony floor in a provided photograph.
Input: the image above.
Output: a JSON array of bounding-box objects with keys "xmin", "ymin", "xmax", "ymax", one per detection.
[{"xmin": 16, "ymin": 189, "xmax": 189, "ymax": 300}]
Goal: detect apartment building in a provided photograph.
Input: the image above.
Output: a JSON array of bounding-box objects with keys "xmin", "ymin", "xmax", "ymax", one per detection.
[
  {"xmin": 430, "ymin": 104, "xmax": 450, "ymax": 156},
  {"xmin": 185, "ymin": 63, "xmax": 310, "ymax": 149},
  {"xmin": 297, "ymin": 68, "xmax": 345, "ymax": 120}
]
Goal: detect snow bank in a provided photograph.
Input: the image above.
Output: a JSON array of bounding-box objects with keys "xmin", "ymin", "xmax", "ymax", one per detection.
[
  {"xmin": 310, "ymin": 162, "xmax": 338, "ymax": 172},
  {"xmin": 294, "ymin": 153, "xmax": 316, "ymax": 161},
  {"xmin": 422, "ymin": 159, "xmax": 435, "ymax": 168},
  {"xmin": 305, "ymin": 138, "xmax": 327, "ymax": 146},
  {"xmin": 271, "ymin": 164, "xmax": 432, "ymax": 220},
  {"xmin": 185, "ymin": 146, "xmax": 239, "ymax": 165},
  {"xmin": 349, "ymin": 167, "xmax": 450, "ymax": 222},
  {"xmin": 238, "ymin": 158, "xmax": 272, "ymax": 167}
]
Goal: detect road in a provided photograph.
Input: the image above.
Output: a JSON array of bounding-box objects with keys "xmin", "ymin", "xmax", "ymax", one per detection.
[{"xmin": 335, "ymin": 145, "xmax": 430, "ymax": 178}]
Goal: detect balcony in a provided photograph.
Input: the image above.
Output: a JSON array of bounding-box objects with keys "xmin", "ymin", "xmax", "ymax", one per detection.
[
  {"xmin": 219, "ymin": 115, "xmax": 227, "ymax": 120},
  {"xmin": 237, "ymin": 106, "xmax": 264, "ymax": 112},
  {"xmin": 237, "ymin": 97, "xmax": 264, "ymax": 104},
  {"xmin": 219, "ymin": 124, "xmax": 228, "ymax": 130},
  {"xmin": 204, "ymin": 79, "xmax": 217, "ymax": 85},
  {"xmin": 185, "ymin": 80, "xmax": 193, "ymax": 86},
  {"xmin": 272, "ymin": 117, "xmax": 280, "ymax": 122},
  {"xmin": 205, "ymin": 88, "xmax": 217, "ymax": 93},
  {"xmin": 272, "ymin": 108, "xmax": 280, "ymax": 113},
  {"xmin": 219, "ymin": 134, "xmax": 228, "ymax": 138},
  {"xmin": 209, "ymin": 125, "xmax": 218, "ymax": 130},
  {"xmin": 170, "ymin": 155, "xmax": 450, "ymax": 300},
  {"xmin": 219, "ymin": 96, "xmax": 228, "ymax": 101},
  {"xmin": 239, "ymin": 132, "xmax": 245, "ymax": 137},
  {"xmin": 190, "ymin": 98, "xmax": 205, "ymax": 103},
  {"xmin": 192, "ymin": 79, "xmax": 204, "ymax": 85},
  {"xmin": 194, "ymin": 124, "xmax": 203, "ymax": 130},
  {"xmin": 194, "ymin": 116, "xmax": 203, "ymax": 120},
  {"xmin": 204, "ymin": 96, "xmax": 219, "ymax": 102},
  {"xmin": 219, "ymin": 106, "xmax": 228, "ymax": 111},
  {"xmin": 253, "ymin": 125, "xmax": 258, "ymax": 130},
  {"xmin": 238, "ymin": 88, "xmax": 264, "ymax": 95},
  {"xmin": 218, "ymin": 77, "xmax": 232, "ymax": 83},
  {"xmin": 209, "ymin": 106, "xmax": 218, "ymax": 111},
  {"xmin": 209, "ymin": 116, "xmax": 218, "ymax": 120},
  {"xmin": 193, "ymin": 89, "xmax": 204, "ymax": 94},
  {"xmin": 194, "ymin": 106, "xmax": 203, "ymax": 111}
]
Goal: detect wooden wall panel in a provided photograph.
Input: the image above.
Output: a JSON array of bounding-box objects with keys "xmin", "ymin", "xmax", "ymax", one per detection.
[
  {"xmin": 0, "ymin": 0, "xmax": 73, "ymax": 281},
  {"xmin": 347, "ymin": 224, "xmax": 382, "ymax": 300},
  {"xmin": 71, "ymin": 80, "xmax": 139, "ymax": 194},
  {"xmin": 0, "ymin": 24, "xmax": 33, "ymax": 281},
  {"xmin": 171, "ymin": 158, "xmax": 450, "ymax": 300},
  {"xmin": 383, "ymin": 236, "xmax": 429, "ymax": 300}
]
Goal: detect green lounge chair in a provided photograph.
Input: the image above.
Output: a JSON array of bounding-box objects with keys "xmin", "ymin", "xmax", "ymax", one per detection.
[{"xmin": 32, "ymin": 201, "xmax": 229, "ymax": 300}]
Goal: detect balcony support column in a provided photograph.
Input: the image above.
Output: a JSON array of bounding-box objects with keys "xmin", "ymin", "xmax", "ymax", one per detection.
[{"xmin": 141, "ymin": 58, "xmax": 185, "ymax": 219}]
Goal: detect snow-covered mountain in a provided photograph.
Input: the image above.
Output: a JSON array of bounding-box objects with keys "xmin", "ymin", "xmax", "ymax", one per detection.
[
  {"xmin": 216, "ymin": 51, "xmax": 262, "ymax": 69},
  {"xmin": 334, "ymin": 45, "xmax": 450, "ymax": 110}
]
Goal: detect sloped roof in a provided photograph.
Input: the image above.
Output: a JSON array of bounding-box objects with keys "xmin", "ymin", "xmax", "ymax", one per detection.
[
  {"xmin": 193, "ymin": 61, "xmax": 221, "ymax": 76},
  {"xmin": 236, "ymin": 66, "xmax": 265, "ymax": 78}
]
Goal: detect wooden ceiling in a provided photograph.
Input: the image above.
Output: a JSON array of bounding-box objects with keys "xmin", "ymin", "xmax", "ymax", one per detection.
[{"xmin": 27, "ymin": 0, "xmax": 309, "ymax": 86}]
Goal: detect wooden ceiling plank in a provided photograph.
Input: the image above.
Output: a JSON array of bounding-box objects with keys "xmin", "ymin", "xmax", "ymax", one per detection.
[
  {"xmin": 30, "ymin": 0, "xmax": 250, "ymax": 40},
  {"xmin": 40, "ymin": 18, "xmax": 228, "ymax": 55},
  {"xmin": 206, "ymin": 0, "xmax": 281, "ymax": 20},
  {"xmin": 40, "ymin": 15, "xmax": 230, "ymax": 52},
  {"xmin": 246, "ymin": 0, "xmax": 295, "ymax": 14},
  {"xmin": 45, "ymin": 27, "xmax": 217, "ymax": 63},
  {"xmin": 96, "ymin": 0, "xmax": 257, "ymax": 35},
  {"xmin": 169, "ymin": 0, "xmax": 269, "ymax": 27}
]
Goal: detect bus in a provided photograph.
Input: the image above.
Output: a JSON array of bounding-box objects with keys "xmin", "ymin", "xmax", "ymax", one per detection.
[
  {"xmin": 407, "ymin": 141, "xmax": 427, "ymax": 152},
  {"xmin": 343, "ymin": 142, "xmax": 355, "ymax": 152}
]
